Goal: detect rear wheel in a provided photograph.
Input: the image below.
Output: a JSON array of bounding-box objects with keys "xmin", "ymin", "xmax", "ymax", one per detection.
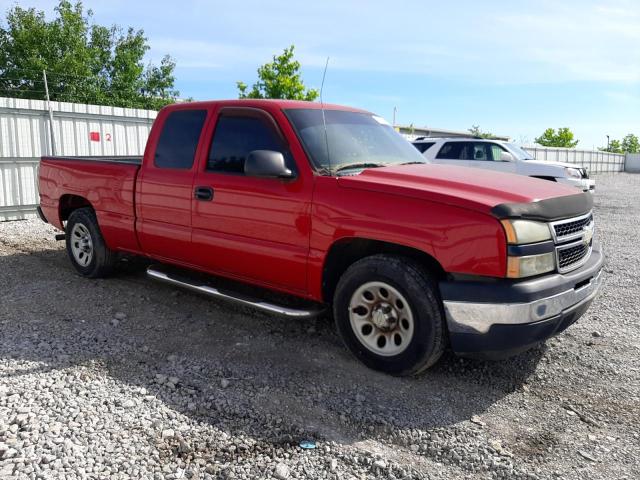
[
  {"xmin": 65, "ymin": 208, "xmax": 116, "ymax": 278},
  {"xmin": 333, "ymin": 255, "xmax": 446, "ymax": 376}
]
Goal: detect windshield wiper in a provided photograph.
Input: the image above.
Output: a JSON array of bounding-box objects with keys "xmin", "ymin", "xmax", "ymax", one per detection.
[
  {"xmin": 334, "ymin": 162, "xmax": 387, "ymax": 173},
  {"xmin": 398, "ymin": 161, "xmax": 427, "ymax": 165}
]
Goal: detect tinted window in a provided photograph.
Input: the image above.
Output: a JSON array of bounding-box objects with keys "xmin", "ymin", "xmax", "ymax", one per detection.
[
  {"xmin": 207, "ymin": 115, "xmax": 287, "ymax": 174},
  {"xmin": 436, "ymin": 142, "xmax": 468, "ymax": 159},
  {"xmin": 470, "ymin": 143, "xmax": 491, "ymax": 161},
  {"xmin": 436, "ymin": 141, "xmax": 500, "ymax": 161},
  {"xmin": 413, "ymin": 142, "xmax": 435, "ymax": 153},
  {"xmin": 154, "ymin": 110, "xmax": 207, "ymax": 169}
]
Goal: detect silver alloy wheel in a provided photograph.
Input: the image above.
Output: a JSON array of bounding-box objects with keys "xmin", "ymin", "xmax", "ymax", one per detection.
[
  {"xmin": 348, "ymin": 281, "xmax": 415, "ymax": 356},
  {"xmin": 70, "ymin": 223, "xmax": 93, "ymax": 267}
]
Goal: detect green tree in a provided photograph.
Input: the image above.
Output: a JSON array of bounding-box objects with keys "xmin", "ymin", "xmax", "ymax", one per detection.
[
  {"xmin": 237, "ymin": 45, "xmax": 318, "ymax": 101},
  {"xmin": 468, "ymin": 125, "xmax": 494, "ymax": 139},
  {"xmin": 534, "ymin": 127, "xmax": 579, "ymax": 148},
  {"xmin": 0, "ymin": 0, "xmax": 179, "ymax": 109},
  {"xmin": 600, "ymin": 139, "xmax": 623, "ymax": 153},
  {"xmin": 621, "ymin": 133, "xmax": 639, "ymax": 153},
  {"xmin": 600, "ymin": 134, "xmax": 639, "ymax": 153}
]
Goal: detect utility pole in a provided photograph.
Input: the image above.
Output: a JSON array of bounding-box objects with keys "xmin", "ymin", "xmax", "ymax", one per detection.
[
  {"xmin": 42, "ymin": 70, "xmax": 57, "ymax": 155},
  {"xmin": 393, "ymin": 106, "xmax": 397, "ymax": 127},
  {"xmin": 606, "ymin": 135, "xmax": 610, "ymax": 151}
]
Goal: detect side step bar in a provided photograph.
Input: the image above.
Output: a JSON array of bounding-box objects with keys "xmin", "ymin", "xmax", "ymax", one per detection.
[{"xmin": 147, "ymin": 266, "xmax": 325, "ymax": 319}]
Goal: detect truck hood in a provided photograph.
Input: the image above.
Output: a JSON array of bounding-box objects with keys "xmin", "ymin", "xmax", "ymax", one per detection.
[
  {"xmin": 522, "ymin": 159, "xmax": 584, "ymax": 170},
  {"xmin": 337, "ymin": 164, "xmax": 590, "ymax": 220}
]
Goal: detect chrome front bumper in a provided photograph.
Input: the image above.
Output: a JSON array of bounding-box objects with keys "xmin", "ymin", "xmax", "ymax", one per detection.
[
  {"xmin": 443, "ymin": 269, "xmax": 602, "ymax": 334},
  {"xmin": 558, "ymin": 177, "xmax": 596, "ymax": 192}
]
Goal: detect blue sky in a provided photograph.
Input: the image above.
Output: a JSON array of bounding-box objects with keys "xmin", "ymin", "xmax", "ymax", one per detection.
[{"xmin": 4, "ymin": 0, "xmax": 639, "ymax": 147}]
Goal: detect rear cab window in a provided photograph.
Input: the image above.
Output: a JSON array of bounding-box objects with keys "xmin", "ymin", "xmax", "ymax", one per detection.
[{"xmin": 154, "ymin": 109, "xmax": 207, "ymax": 169}]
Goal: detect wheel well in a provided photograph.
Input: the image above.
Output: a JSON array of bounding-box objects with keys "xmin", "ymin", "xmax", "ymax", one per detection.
[
  {"xmin": 530, "ymin": 175, "xmax": 557, "ymax": 182},
  {"xmin": 59, "ymin": 195, "xmax": 93, "ymax": 223},
  {"xmin": 322, "ymin": 238, "xmax": 446, "ymax": 302}
]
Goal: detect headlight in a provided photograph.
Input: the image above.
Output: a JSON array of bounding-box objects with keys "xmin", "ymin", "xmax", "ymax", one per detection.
[
  {"xmin": 565, "ymin": 167, "xmax": 582, "ymax": 180},
  {"xmin": 501, "ymin": 219, "xmax": 552, "ymax": 244},
  {"xmin": 507, "ymin": 252, "xmax": 556, "ymax": 278}
]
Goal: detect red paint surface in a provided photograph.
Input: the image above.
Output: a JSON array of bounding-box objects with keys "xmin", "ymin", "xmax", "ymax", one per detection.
[{"xmin": 39, "ymin": 99, "xmax": 581, "ymax": 302}]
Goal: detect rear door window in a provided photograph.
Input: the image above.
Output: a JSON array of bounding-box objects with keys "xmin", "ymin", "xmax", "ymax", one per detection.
[
  {"xmin": 154, "ymin": 110, "xmax": 207, "ymax": 169},
  {"xmin": 436, "ymin": 142, "xmax": 470, "ymax": 159}
]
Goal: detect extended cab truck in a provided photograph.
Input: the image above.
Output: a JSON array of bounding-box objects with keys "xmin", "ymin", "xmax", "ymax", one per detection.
[{"xmin": 37, "ymin": 100, "xmax": 603, "ymax": 376}]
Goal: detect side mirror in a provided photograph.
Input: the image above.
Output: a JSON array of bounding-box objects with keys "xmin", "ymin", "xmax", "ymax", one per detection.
[
  {"xmin": 244, "ymin": 150, "xmax": 294, "ymax": 179},
  {"xmin": 500, "ymin": 151, "xmax": 514, "ymax": 162}
]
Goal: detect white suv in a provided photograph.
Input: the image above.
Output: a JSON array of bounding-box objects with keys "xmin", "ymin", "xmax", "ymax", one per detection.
[{"xmin": 412, "ymin": 137, "xmax": 595, "ymax": 192}]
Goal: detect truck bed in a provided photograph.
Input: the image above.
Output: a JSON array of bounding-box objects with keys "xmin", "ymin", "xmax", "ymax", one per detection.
[{"xmin": 39, "ymin": 155, "xmax": 142, "ymax": 253}]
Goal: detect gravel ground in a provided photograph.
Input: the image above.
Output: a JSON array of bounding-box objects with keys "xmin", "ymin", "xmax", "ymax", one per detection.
[{"xmin": 1, "ymin": 173, "xmax": 639, "ymax": 480}]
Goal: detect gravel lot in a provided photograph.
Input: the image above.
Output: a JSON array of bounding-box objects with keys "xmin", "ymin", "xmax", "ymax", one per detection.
[{"xmin": 1, "ymin": 173, "xmax": 639, "ymax": 480}]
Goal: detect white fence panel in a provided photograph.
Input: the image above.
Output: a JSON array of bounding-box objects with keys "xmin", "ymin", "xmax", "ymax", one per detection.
[
  {"xmin": 523, "ymin": 146, "xmax": 625, "ymax": 174},
  {"xmin": 626, "ymin": 153, "xmax": 640, "ymax": 173},
  {"xmin": 0, "ymin": 96, "xmax": 156, "ymax": 221},
  {"xmin": 0, "ymin": 158, "xmax": 41, "ymax": 220}
]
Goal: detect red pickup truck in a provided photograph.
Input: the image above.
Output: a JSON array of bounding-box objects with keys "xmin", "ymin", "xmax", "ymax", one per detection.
[{"xmin": 37, "ymin": 100, "xmax": 603, "ymax": 375}]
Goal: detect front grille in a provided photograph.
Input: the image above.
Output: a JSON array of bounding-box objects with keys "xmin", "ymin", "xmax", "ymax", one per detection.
[
  {"xmin": 551, "ymin": 211, "xmax": 595, "ymax": 273},
  {"xmin": 553, "ymin": 213, "xmax": 593, "ymax": 241},
  {"xmin": 557, "ymin": 242, "xmax": 591, "ymax": 270}
]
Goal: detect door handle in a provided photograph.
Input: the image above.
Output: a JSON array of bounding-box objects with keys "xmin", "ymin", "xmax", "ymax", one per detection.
[{"xmin": 194, "ymin": 186, "xmax": 214, "ymax": 201}]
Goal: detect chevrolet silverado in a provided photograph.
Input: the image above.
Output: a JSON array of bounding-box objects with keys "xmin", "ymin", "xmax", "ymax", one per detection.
[{"xmin": 37, "ymin": 100, "xmax": 603, "ymax": 375}]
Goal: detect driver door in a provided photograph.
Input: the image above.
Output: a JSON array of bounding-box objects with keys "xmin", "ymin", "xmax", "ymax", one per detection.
[{"xmin": 189, "ymin": 107, "xmax": 312, "ymax": 293}]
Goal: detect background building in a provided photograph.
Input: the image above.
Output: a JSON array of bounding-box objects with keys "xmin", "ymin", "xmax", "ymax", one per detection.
[{"xmin": 395, "ymin": 125, "xmax": 510, "ymax": 142}]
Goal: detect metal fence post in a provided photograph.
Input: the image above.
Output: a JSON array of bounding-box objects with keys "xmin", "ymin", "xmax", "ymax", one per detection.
[{"xmin": 43, "ymin": 70, "xmax": 57, "ymax": 156}]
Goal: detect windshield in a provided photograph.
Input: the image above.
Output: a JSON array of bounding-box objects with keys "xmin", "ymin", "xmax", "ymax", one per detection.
[
  {"xmin": 285, "ymin": 109, "xmax": 427, "ymax": 174},
  {"xmin": 505, "ymin": 143, "xmax": 535, "ymax": 160}
]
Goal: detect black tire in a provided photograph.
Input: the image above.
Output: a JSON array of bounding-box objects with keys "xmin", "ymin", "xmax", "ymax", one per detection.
[
  {"xmin": 333, "ymin": 254, "xmax": 446, "ymax": 376},
  {"xmin": 65, "ymin": 207, "xmax": 117, "ymax": 278}
]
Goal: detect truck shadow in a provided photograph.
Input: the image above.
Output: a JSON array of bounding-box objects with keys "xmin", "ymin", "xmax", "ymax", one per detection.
[{"xmin": 0, "ymin": 248, "xmax": 545, "ymax": 451}]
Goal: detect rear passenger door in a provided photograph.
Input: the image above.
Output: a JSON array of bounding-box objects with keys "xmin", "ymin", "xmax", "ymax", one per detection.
[{"xmin": 136, "ymin": 107, "xmax": 208, "ymax": 263}]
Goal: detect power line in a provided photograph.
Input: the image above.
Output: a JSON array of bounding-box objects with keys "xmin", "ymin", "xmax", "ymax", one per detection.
[
  {"xmin": 0, "ymin": 77, "xmax": 47, "ymax": 84},
  {"xmin": 0, "ymin": 88, "xmax": 169, "ymax": 110},
  {"xmin": 3, "ymin": 68, "xmax": 142, "ymax": 81},
  {"xmin": 0, "ymin": 85, "xmax": 154, "ymax": 96},
  {"xmin": 3, "ymin": 68, "xmax": 98, "ymax": 80},
  {"xmin": 1, "ymin": 75, "xmax": 107, "ymax": 86},
  {"xmin": 0, "ymin": 88, "xmax": 48, "ymax": 95}
]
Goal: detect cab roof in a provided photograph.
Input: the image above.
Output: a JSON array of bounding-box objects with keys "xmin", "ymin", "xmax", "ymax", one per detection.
[{"xmin": 162, "ymin": 99, "xmax": 370, "ymax": 114}]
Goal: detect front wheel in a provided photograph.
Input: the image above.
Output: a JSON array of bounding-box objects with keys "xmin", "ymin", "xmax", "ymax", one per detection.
[
  {"xmin": 333, "ymin": 255, "xmax": 446, "ymax": 376},
  {"xmin": 65, "ymin": 207, "xmax": 116, "ymax": 278}
]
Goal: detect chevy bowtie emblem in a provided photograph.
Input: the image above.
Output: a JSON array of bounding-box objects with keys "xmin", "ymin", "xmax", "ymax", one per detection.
[{"xmin": 583, "ymin": 223, "xmax": 594, "ymax": 246}]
